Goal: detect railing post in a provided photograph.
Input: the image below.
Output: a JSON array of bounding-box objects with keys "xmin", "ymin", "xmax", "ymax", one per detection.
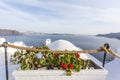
[
  {"xmin": 2, "ymin": 42, "xmax": 9, "ymax": 80},
  {"xmin": 102, "ymin": 52, "xmax": 106, "ymax": 67},
  {"xmin": 102, "ymin": 43, "xmax": 109, "ymax": 67}
]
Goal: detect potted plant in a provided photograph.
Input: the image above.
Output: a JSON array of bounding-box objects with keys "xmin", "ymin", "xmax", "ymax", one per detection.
[{"xmin": 12, "ymin": 46, "xmax": 108, "ymax": 80}]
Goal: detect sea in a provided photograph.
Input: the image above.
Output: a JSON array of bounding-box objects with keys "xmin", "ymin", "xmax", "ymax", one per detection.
[
  {"xmin": 0, "ymin": 34, "xmax": 120, "ymax": 62},
  {"xmin": 0, "ymin": 34, "xmax": 120, "ymax": 80}
]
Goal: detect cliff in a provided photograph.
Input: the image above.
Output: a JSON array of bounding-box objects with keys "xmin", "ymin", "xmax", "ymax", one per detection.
[
  {"xmin": 0, "ymin": 29, "xmax": 22, "ymax": 36},
  {"xmin": 96, "ymin": 32, "xmax": 120, "ymax": 39}
]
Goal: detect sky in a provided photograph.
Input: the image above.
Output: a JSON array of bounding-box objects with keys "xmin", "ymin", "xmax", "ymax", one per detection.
[{"xmin": 0, "ymin": 0, "xmax": 120, "ymax": 35}]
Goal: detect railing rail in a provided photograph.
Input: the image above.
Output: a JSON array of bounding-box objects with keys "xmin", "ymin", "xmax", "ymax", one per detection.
[
  {"xmin": 1, "ymin": 42, "xmax": 120, "ymax": 58},
  {"xmin": 0, "ymin": 42, "xmax": 108, "ymax": 54}
]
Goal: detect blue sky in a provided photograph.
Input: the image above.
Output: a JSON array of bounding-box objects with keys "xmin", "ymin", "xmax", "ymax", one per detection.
[{"xmin": 0, "ymin": 0, "xmax": 120, "ymax": 35}]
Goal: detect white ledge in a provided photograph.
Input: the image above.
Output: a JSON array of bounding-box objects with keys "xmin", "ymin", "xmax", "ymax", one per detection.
[{"xmin": 12, "ymin": 69, "xmax": 108, "ymax": 80}]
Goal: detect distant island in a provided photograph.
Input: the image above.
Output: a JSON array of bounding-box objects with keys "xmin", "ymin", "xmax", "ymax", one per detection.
[
  {"xmin": 96, "ymin": 32, "xmax": 120, "ymax": 39},
  {"xmin": 0, "ymin": 29, "xmax": 74, "ymax": 36},
  {"xmin": 23, "ymin": 31, "xmax": 74, "ymax": 35},
  {"xmin": 22, "ymin": 31, "xmax": 41, "ymax": 35},
  {"xmin": 44, "ymin": 33, "xmax": 74, "ymax": 35},
  {"xmin": 0, "ymin": 29, "xmax": 22, "ymax": 36}
]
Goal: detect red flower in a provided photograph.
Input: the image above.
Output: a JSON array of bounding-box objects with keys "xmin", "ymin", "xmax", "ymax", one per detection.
[
  {"xmin": 76, "ymin": 53, "xmax": 80, "ymax": 58},
  {"xmin": 60, "ymin": 62, "xmax": 64, "ymax": 66},
  {"xmin": 60, "ymin": 62, "xmax": 68, "ymax": 69},
  {"xmin": 69, "ymin": 64, "xmax": 74, "ymax": 69},
  {"xmin": 62, "ymin": 64, "xmax": 68, "ymax": 69},
  {"xmin": 55, "ymin": 53, "xmax": 59, "ymax": 58}
]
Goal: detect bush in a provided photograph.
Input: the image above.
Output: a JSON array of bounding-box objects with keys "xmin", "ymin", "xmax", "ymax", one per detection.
[{"xmin": 13, "ymin": 46, "xmax": 90, "ymax": 76}]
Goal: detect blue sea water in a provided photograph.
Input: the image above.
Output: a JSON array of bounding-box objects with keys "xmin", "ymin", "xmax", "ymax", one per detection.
[{"xmin": 0, "ymin": 34, "xmax": 120, "ymax": 62}]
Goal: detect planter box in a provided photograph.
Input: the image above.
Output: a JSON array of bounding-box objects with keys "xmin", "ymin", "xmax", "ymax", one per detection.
[
  {"xmin": 12, "ymin": 60, "xmax": 108, "ymax": 80},
  {"xmin": 12, "ymin": 53, "xmax": 108, "ymax": 80},
  {"xmin": 12, "ymin": 69, "xmax": 107, "ymax": 80}
]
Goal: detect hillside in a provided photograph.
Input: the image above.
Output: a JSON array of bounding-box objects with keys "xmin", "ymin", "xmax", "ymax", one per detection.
[
  {"xmin": 0, "ymin": 29, "xmax": 22, "ymax": 36},
  {"xmin": 96, "ymin": 32, "xmax": 120, "ymax": 39}
]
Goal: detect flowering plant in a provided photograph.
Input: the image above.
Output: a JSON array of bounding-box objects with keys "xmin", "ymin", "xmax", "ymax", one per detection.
[{"xmin": 13, "ymin": 46, "xmax": 90, "ymax": 76}]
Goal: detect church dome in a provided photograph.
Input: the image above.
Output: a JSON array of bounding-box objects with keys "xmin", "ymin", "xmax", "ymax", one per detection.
[
  {"xmin": 47, "ymin": 40, "xmax": 79, "ymax": 50},
  {"xmin": 0, "ymin": 38, "xmax": 6, "ymax": 44},
  {"xmin": 47, "ymin": 39, "xmax": 89, "ymax": 59}
]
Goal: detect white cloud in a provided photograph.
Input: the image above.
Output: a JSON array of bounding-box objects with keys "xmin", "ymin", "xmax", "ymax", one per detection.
[
  {"xmin": 0, "ymin": 0, "xmax": 120, "ymax": 34},
  {"xmin": 95, "ymin": 8, "xmax": 120, "ymax": 24},
  {"xmin": 0, "ymin": 1, "xmax": 38, "ymax": 21}
]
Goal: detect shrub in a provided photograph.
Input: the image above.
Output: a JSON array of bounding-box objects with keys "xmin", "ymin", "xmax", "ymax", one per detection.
[{"xmin": 13, "ymin": 46, "xmax": 90, "ymax": 76}]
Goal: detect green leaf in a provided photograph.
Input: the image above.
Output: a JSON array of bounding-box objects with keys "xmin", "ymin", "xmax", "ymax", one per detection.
[
  {"xmin": 75, "ymin": 65, "xmax": 81, "ymax": 72},
  {"xmin": 40, "ymin": 58, "xmax": 46, "ymax": 65},
  {"xmin": 25, "ymin": 58, "xmax": 29, "ymax": 64},
  {"xmin": 66, "ymin": 68, "xmax": 72, "ymax": 76}
]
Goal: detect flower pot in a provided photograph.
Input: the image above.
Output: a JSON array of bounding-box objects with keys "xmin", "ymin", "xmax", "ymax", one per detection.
[
  {"xmin": 12, "ymin": 41, "xmax": 108, "ymax": 80},
  {"xmin": 12, "ymin": 59, "xmax": 108, "ymax": 80},
  {"xmin": 12, "ymin": 68, "xmax": 107, "ymax": 80}
]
